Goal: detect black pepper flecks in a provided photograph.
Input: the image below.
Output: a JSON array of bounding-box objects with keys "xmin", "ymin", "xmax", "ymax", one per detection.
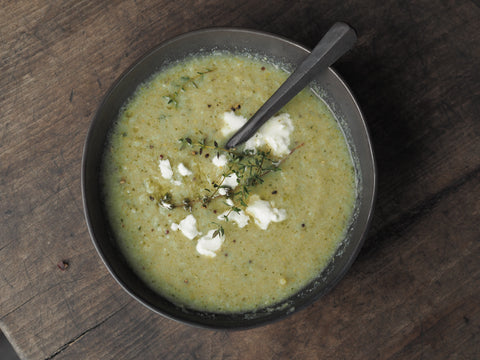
[{"xmin": 230, "ymin": 104, "xmax": 241, "ymax": 112}]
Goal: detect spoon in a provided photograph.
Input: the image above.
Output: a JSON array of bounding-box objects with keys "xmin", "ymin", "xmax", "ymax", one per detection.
[{"xmin": 225, "ymin": 22, "xmax": 357, "ymax": 149}]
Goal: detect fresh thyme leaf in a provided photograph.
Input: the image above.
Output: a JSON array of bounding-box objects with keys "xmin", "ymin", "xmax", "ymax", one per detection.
[
  {"xmin": 160, "ymin": 192, "xmax": 174, "ymax": 210},
  {"xmin": 162, "ymin": 192, "xmax": 172, "ymax": 202},
  {"xmin": 163, "ymin": 68, "xmax": 216, "ymax": 107},
  {"xmin": 183, "ymin": 198, "xmax": 192, "ymax": 212},
  {"xmin": 211, "ymin": 222, "xmax": 225, "ymax": 238},
  {"xmin": 174, "ymin": 138, "xmax": 303, "ymax": 228}
]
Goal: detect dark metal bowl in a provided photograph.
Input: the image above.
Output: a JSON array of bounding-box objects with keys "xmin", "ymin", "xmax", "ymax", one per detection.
[{"xmin": 82, "ymin": 27, "xmax": 376, "ymax": 329}]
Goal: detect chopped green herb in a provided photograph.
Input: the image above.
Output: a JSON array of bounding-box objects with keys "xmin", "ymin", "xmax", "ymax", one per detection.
[
  {"xmin": 177, "ymin": 137, "xmax": 304, "ymax": 219},
  {"xmin": 163, "ymin": 68, "xmax": 216, "ymax": 107}
]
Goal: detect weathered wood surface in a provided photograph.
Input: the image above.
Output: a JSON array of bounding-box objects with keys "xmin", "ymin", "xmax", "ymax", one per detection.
[{"xmin": 1, "ymin": 0, "xmax": 479, "ymax": 359}]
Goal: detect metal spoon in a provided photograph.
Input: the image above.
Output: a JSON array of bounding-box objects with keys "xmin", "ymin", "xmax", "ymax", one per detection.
[{"xmin": 225, "ymin": 22, "xmax": 357, "ymax": 149}]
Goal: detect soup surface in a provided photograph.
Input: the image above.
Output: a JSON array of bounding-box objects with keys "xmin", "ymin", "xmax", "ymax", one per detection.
[{"xmin": 102, "ymin": 53, "xmax": 356, "ymax": 313}]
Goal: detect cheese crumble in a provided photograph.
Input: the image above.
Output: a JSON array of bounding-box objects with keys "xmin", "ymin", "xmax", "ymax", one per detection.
[
  {"xmin": 246, "ymin": 196, "xmax": 287, "ymax": 230},
  {"xmin": 220, "ymin": 111, "xmax": 294, "ymax": 157},
  {"xmin": 171, "ymin": 214, "xmax": 199, "ymax": 240},
  {"xmin": 159, "ymin": 159, "xmax": 173, "ymax": 179},
  {"xmin": 196, "ymin": 230, "xmax": 225, "ymax": 258}
]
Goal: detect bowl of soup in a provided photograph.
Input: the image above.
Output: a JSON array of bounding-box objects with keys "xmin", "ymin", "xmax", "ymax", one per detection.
[{"xmin": 82, "ymin": 27, "xmax": 376, "ymax": 329}]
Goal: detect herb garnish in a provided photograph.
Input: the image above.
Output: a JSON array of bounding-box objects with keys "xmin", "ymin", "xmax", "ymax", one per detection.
[
  {"xmin": 163, "ymin": 68, "xmax": 216, "ymax": 107},
  {"xmin": 211, "ymin": 222, "xmax": 225, "ymax": 239},
  {"xmin": 153, "ymin": 138, "xmax": 303, "ymax": 239},
  {"xmin": 178, "ymin": 137, "xmax": 304, "ymax": 217}
]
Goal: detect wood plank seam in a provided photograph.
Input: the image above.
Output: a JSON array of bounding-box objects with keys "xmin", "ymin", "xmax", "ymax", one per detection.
[
  {"xmin": 43, "ymin": 302, "xmax": 130, "ymax": 360},
  {"xmin": 361, "ymin": 164, "xmax": 480, "ymax": 256}
]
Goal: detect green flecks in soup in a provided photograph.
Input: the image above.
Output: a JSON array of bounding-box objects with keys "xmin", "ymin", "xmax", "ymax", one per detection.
[{"xmin": 102, "ymin": 53, "xmax": 356, "ymax": 313}]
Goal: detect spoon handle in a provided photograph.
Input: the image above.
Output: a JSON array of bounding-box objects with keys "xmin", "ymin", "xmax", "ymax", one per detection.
[{"xmin": 225, "ymin": 22, "xmax": 357, "ymax": 149}]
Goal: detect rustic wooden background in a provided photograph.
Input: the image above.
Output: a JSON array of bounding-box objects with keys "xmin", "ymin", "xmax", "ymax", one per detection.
[{"xmin": 1, "ymin": 0, "xmax": 479, "ymax": 359}]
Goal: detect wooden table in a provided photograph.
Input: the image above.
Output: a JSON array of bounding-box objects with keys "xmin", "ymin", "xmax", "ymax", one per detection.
[{"xmin": 1, "ymin": 1, "xmax": 479, "ymax": 359}]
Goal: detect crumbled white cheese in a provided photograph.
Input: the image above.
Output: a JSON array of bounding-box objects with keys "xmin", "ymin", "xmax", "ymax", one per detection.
[
  {"xmin": 223, "ymin": 173, "xmax": 239, "ymax": 188},
  {"xmin": 177, "ymin": 163, "xmax": 192, "ymax": 176},
  {"xmin": 218, "ymin": 173, "xmax": 238, "ymax": 195},
  {"xmin": 218, "ymin": 198, "xmax": 249, "ymax": 228},
  {"xmin": 196, "ymin": 229, "xmax": 225, "ymax": 257},
  {"xmin": 170, "ymin": 214, "xmax": 199, "ymax": 240},
  {"xmin": 221, "ymin": 111, "xmax": 247, "ymax": 136},
  {"xmin": 217, "ymin": 209, "xmax": 250, "ymax": 228},
  {"xmin": 244, "ymin": 113, "xmax": 294, "ymax": 157},
  {"xmin": 220, "ymin": 111, "xmax": 294, "ymax": 157},
  {"xmin": 159, "ymin": 159, "xmax": 173, "ymax": 180},
  {"xmin": 246, "ymin": 196, "xmax": 287, "ymax": 230},
  {"xmin": 212, "ymin": 153, "xmax": 228, "ymax": 167},
  {"xmin": 172, "ymin": 180, "xmax": 183, "ymax": 186}
]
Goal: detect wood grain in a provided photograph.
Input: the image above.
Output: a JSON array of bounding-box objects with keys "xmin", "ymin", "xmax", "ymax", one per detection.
[{"xmin": 1, "ymin": 0, "xmax": 479, "ymax": 359}]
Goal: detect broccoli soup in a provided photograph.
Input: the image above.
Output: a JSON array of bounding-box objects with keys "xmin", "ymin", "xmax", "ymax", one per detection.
[{"xmin": 102, "ymin": 53, "xmax": 356, "ymax": 313}]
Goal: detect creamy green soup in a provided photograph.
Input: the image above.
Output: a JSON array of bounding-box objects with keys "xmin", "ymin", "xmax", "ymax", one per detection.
[{"xmin": 102, "ymin": 53, "xmax": 356, "ymax": 313}]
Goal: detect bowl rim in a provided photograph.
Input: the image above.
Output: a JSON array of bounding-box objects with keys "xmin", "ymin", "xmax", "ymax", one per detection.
[{"xmin": 81, "ymin": 26, "xmax": 377, "ymax": 330}]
